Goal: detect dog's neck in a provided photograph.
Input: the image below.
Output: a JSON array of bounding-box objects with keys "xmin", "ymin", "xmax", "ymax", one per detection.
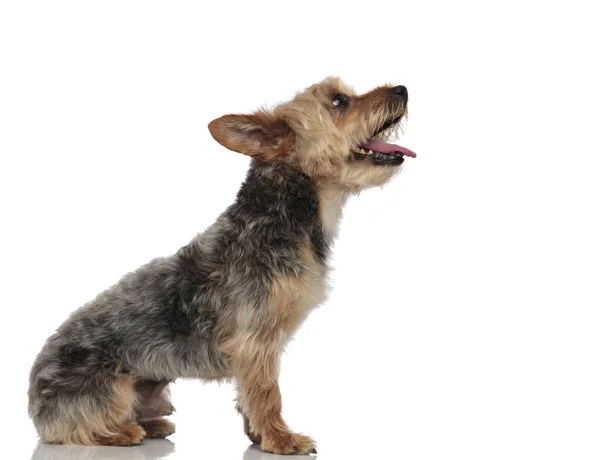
[
  {"xmin": 317, "ymin": 185, "xmax": 349, "ymax": 241},
  {"xmin": 238, "ymin": 160, "xmax": 349, "ymax": 257}
]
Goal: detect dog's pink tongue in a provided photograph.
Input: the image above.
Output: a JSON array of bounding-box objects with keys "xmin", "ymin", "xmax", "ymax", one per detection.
[{"xmin": 360, "ymin": 140, "xmax": 417, "ymax": 158}]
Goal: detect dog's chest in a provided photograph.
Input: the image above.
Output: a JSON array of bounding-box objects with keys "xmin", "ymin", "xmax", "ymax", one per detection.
[
  {"xmin": 268, "ymin": 243, "xmax": 329, "ymax": 338},
  {"xmin": 270, "ymin": 188, "xmax": 348, "ymax": 336}
]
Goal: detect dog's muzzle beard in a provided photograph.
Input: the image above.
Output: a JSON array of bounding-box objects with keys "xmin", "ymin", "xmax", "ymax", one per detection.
[{"xmin": 350, "ymin": 114, "xmax": 416, "ymax": 166}]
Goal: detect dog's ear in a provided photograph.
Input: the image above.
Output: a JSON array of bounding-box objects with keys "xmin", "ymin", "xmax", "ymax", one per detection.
[{"xmin": 208, "ymin": 111, "xmax": 295, "ymax": 160}]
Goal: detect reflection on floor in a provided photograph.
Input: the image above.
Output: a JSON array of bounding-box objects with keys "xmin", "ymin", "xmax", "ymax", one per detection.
[
  {"xmin": 31, "ymin": 440, "xmax": 317, "ymax": 460},
  {"xmin": 31, "ymin": 439, "xmax": 176, "ymax": 460}
]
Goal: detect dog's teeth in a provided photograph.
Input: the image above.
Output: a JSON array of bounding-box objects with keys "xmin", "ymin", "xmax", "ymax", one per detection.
[{"xmin": 368, "ymin": 150, "xmax": 373, "ymax": 154}]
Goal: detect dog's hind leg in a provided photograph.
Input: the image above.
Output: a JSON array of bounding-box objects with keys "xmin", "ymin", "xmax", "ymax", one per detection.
[
  {"xmin": 31, "ymin": 375, "xmax": 145, "ymax": 446},
  {"xmin": 135, "ymin": 379, "xmax": 175, "ymax": 438},
  {"xmin": 95, "ymin": 377, "xmax": 146, "ymax": 446},
  {"xmin": 135, "ymin": 379, "xmax": 175, "ymax": 420}
]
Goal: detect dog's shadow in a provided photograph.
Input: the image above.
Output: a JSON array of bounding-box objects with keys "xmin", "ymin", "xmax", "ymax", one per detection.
[{"xmin": 31, "ymin": 439, "xmax": 175, "ymax": 460}]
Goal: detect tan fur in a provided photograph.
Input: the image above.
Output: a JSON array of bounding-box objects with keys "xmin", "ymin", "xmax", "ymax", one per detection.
[
  {"xmin": 210, "ymin": 77, "xmax": 405, "ymax": 191},
  {"xmin": 318, "ymin": 185, "xmax": 349, "ymax": 239},
  {"xmin": 237, "ymin": 403, "xmax": 262, "ymax": 444},
  {"xmin": 111, "ymin": 377, "xmax": 138, "ymax": 421},
  {"xmin": 40, "ymin": 376, "xmax": 141, "ymax": 446},
  {"xmin": 220, "ymin": 300, "xmax": 315, "ymax": 454},
  {"xmin": 270, "ymin": 243, "xmax": 327, "ymax": 336},
  {"xmin": 208, "ymin": 111, "xmax": 295, "ymax": 161},
  {"xmin": 31, "ymin": 78, "xmax": 406, "ymax": 451},
  {"xmin": 209, "ymin": 77, "xmax": 409, "ymax": 454},
  {"xmin": 230, "ymin": 339, "xmax": 315, "ymax": 455},
  {"xmin": 217, "ymin": 243, "xmax": 324, "ymax": 454},
  {"xmin": 96, "ymin": 422, "xmax": 146, "ymax": 446}
]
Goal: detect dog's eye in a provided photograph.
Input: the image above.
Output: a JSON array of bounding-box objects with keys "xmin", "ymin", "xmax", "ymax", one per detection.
[{"xmin": 332, "ymin": 93, "xmax": 348, "ymax": 108}]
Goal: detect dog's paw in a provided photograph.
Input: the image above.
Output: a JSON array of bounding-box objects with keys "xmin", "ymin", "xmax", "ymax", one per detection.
[
  {"xmin": 140, "ymin": 419, "xmax": 175, "ymax": 438},
  {"xmin": 96, "ymin": 422, "xmax": 146, "ymax": 446},
  {"xmin": 260, "ymin": 431, "xmax": 316, "ymax": 455}
]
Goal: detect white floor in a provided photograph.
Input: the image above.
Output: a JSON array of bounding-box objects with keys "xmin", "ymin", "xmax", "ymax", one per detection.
[
  {"xmin": 31, "ymin": 440, "xmax": 296, "ymax": 460},
  {"xmin": 3, "ymin": 1, "xmax": 600, "ymax": 459},
  {"xmin": 16, "ymin": 362, "xmax": 600, "ymax": 460}
]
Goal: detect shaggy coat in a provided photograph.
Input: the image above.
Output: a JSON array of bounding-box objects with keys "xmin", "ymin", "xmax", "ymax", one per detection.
[{"xmin": 28, "ymin": 77, "xmax": 413, "ymax": 454}]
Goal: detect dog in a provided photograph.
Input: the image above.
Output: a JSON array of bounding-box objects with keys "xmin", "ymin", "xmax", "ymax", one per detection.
[{"xmin": 28, "ymin": 77, "xmax": 415, "ymax": 454}]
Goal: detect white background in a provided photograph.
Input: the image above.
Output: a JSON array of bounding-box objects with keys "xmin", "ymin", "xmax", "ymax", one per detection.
[{"xmin": 1, "ymin": 1, "xmax": 599, "ymax": 459}]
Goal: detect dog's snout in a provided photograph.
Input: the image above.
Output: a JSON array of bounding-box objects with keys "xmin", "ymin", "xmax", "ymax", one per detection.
[{"xmin": 391, "ymin": 85, "xmax": 408, "ymax": 101}]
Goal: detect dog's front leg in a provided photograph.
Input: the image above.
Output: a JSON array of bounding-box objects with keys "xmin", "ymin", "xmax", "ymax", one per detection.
[
  {"xmin": 235, "ymin": 402, "xmax": 262, "ymax": 445},
  {"xmin": 232, "ymin": 337, "xmax": 316, "ymax": 455}
]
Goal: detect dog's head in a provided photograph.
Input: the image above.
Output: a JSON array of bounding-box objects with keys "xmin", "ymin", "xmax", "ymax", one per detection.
[{"xmin": 208, "ymin": 77, "xmax": 415, "ymax": 190}]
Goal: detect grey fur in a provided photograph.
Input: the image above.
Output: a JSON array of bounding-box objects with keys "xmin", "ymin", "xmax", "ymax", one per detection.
[
  {"xmin": 28, "ymin": 161, "xmax": 329, "ymax": 439},
  {"xmin": 28, "ymin": 77, "xmax": 410, "ymax": 448}
]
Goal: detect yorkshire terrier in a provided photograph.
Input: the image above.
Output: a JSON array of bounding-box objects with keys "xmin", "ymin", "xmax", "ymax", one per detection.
[{"xmin": 28, "ymin": 77, "xmax": 415, "ymax": 454}]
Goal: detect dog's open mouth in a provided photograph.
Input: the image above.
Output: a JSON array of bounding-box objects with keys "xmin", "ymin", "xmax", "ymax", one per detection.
[{"xmin": 351, "ymin": 116, "xmax": 416, "ymax": 166}]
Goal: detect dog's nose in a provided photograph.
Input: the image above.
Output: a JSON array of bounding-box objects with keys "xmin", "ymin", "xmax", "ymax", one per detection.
[{"xmin": 391, "ymin": 85, "xmax": 408, "ymax": 101}]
